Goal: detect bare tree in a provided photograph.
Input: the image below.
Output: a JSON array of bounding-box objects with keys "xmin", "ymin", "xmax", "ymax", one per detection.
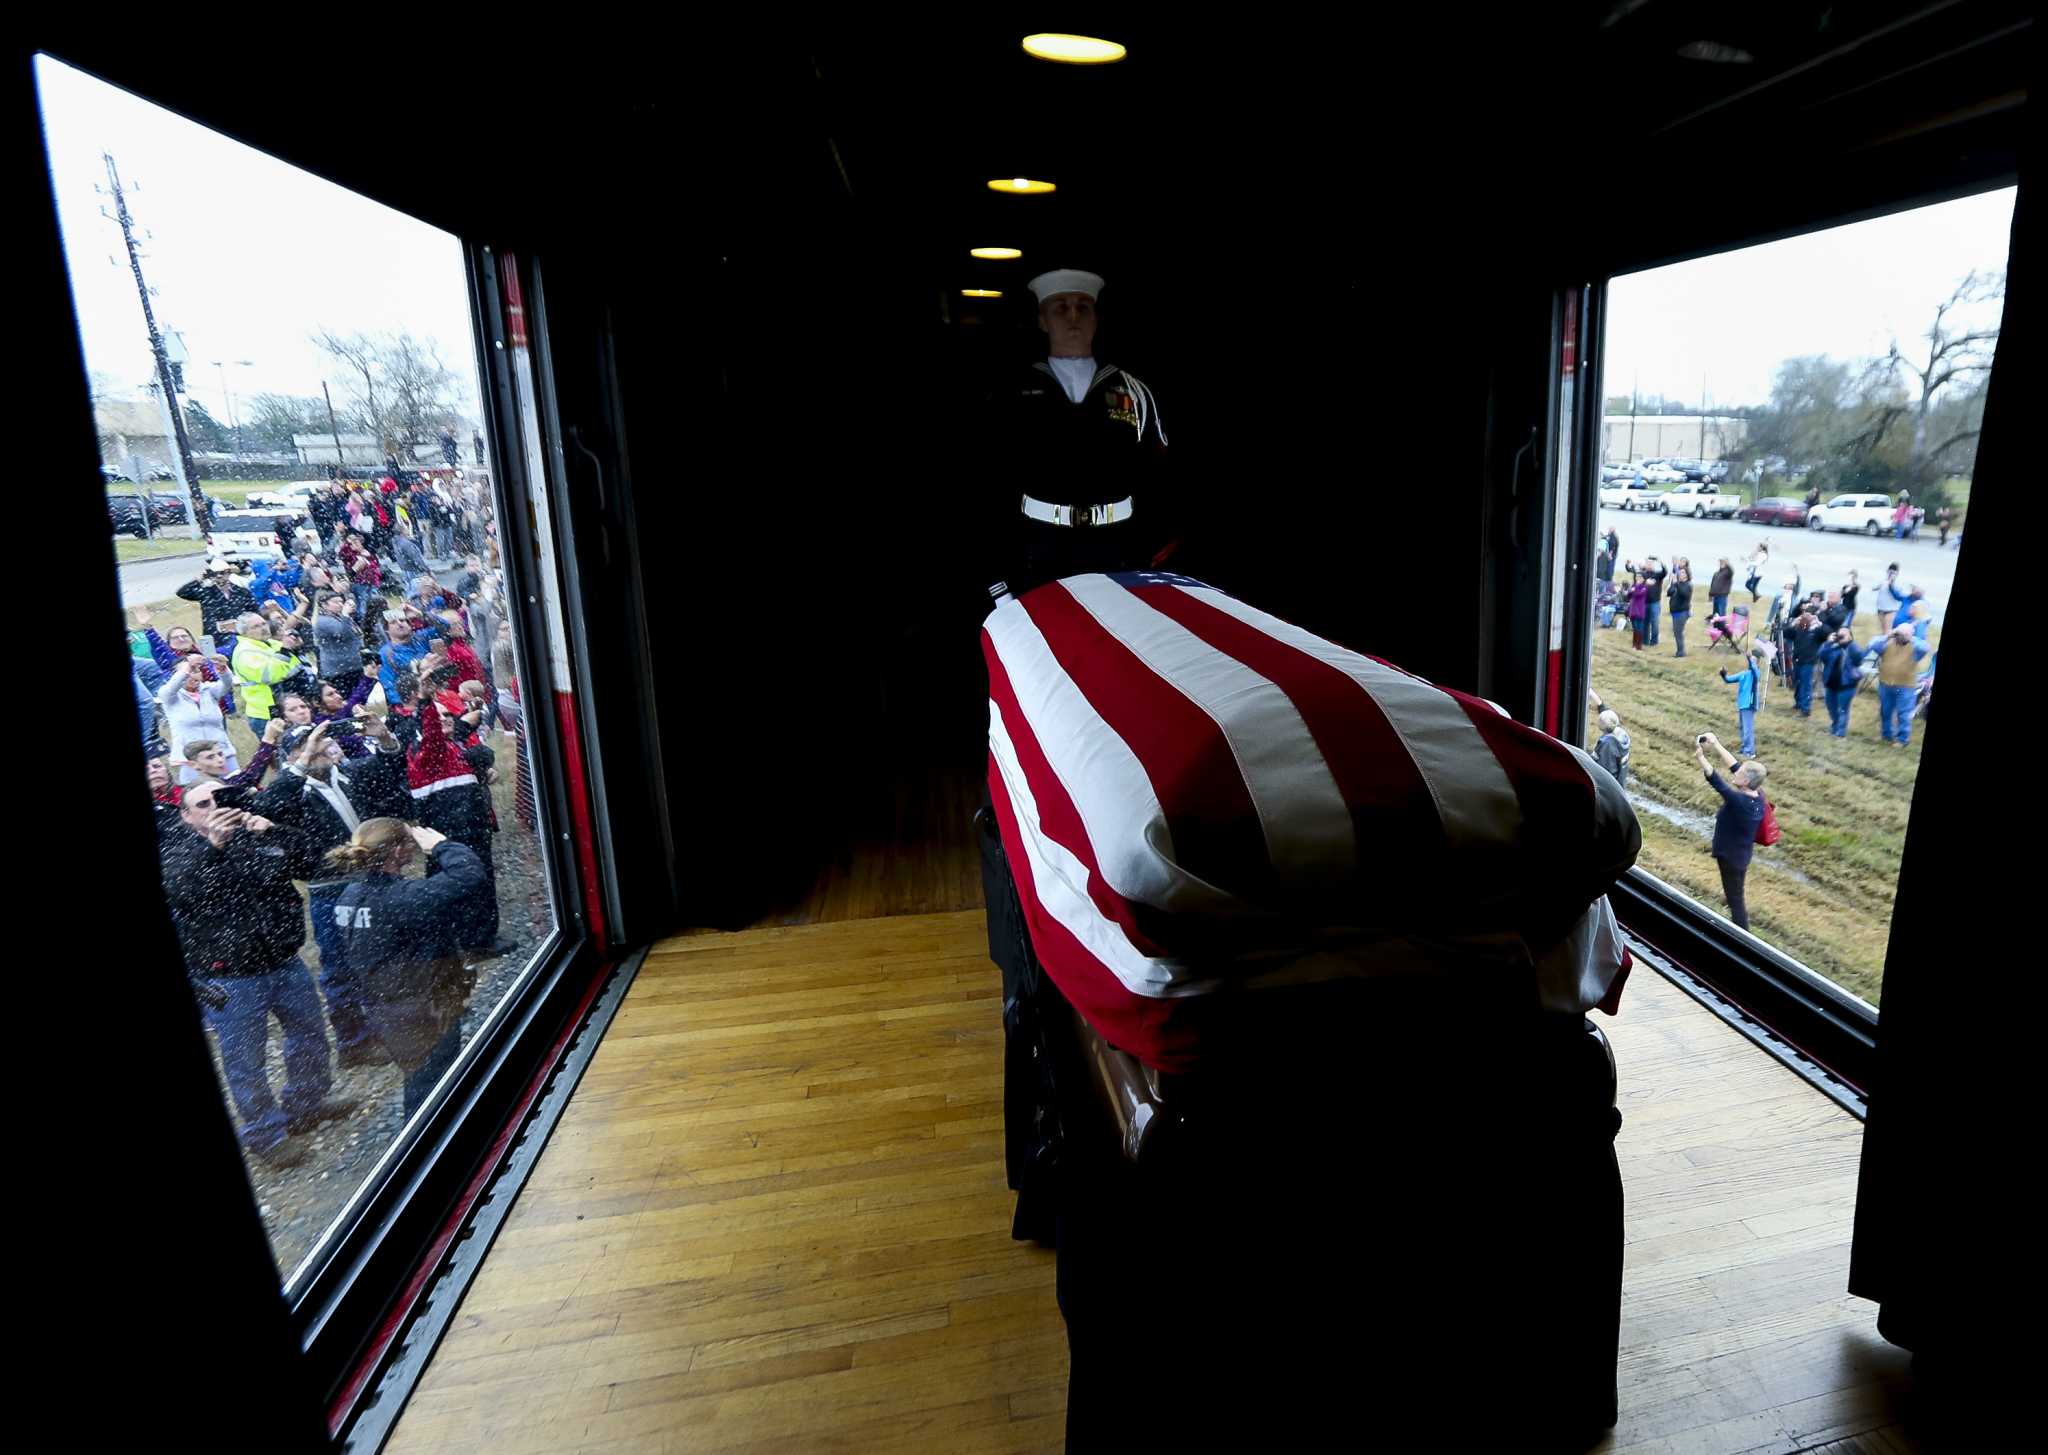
[
  {"xmin": 312, "ymin": 327, "xmax": 465, "ymax": 460},
  {"xmin": 312, "ymin": 328, "xmax": 387, "ymax": 447},
  {"xmin": 381, "ymin": 332, "xmax": 463, "ymax": 451},
  {"xmin": 243, "ymin": 393, "xmax": 329, "ymax": 453},
  {"xmin": 1884, "ymin": 269, "xmax": 2005, "ymax": 469}
]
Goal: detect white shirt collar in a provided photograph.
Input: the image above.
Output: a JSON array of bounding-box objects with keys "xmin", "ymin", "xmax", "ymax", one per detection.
[
  {"xmin": 296, "ymin": 764, "xmax": 361, "ymax": 835},
  {"xmin": 1047, "ymin": 355, "xmax": 1097, "ymax": 404}
]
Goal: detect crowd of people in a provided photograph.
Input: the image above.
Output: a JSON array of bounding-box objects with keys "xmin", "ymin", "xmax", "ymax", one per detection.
[
  {"xmin": 1591, "ymin": 530, "xmax": 1941, "ymax": 932},
  {"xmin": 128, "ymin": 468, "xmax": 541, "ymax": 1168}
]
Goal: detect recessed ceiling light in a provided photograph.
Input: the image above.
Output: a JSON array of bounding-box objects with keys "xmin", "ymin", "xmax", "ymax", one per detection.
[
  {"xmin": 987, "ymin": 177, "xmax": 1056, "ymax": 195},
  {"xmin": 970, "ymin": 247, "xmax": 1024, "ymax": 259},
  {"xmin": 961, "ymin": 289, "xmax": 1004, "ymax": 298},
  {"xmin": 1022, "ymin": 33, "xmax": 1127, "ymax": 65},
  {"xmin": 1676, "ymin": 40, "xmax": 1754, "ymax": 62}
]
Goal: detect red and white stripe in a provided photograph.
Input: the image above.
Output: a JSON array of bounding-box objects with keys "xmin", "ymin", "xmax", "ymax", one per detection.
[{"xmin": 984, "ymin": 573, "xmax": 1638, "ymax": 1070}]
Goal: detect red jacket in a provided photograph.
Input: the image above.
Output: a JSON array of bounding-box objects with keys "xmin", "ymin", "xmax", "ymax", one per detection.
[
  {"xmin": 340, "ymin": 540, "xmax": 382, "ymax": 587},
  {"xmin": 441, "ymin": 636, "xmax": 486, "ymax": 688}
]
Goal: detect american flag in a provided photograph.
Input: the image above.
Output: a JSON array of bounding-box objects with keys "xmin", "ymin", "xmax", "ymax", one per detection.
[{"xmin": 984, "ymin": 572, "xmax": 1640, "ymax": 1071}]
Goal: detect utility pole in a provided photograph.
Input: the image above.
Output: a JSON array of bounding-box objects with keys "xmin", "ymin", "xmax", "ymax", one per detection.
[
  {"xmin": 103, "ymin": 151, "xmax": 203, "ymax": 528},
  {"xmin": 1700, "ymin": 375, "xmax": 1708, "ymax": 462},
  {"xmin": 1628, "ymin": 373, "xmax": 1638, "ymax": 461},
  {"xmin": 323, "ymin": 380, "xmax": 347, "ymax": 477}
]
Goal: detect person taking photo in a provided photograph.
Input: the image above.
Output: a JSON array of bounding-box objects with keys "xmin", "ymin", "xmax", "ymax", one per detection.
[{"xmin": 1695, "ymin": 733, "xmax": 1767, "ymax": 932}]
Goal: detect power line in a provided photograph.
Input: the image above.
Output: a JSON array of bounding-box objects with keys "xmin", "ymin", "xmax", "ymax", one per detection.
[{"xmin": 102, "ymin": 151, "xmax": 203, "ymax": 524}]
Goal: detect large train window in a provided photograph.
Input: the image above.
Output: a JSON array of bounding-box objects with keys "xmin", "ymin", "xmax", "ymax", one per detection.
[
  {"xmin": 1583, "ymin": 188, "xmax": 2012, "ymax": 1011},
  {"xmin": 36, "ymin": 54, "xmax": 562, "ymax": 1280}
]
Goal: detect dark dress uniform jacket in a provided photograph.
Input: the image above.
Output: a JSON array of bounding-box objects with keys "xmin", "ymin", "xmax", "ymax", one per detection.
[{"xmin": 987, "ymin": 359, "xmax": 1170, "ymax": 593}]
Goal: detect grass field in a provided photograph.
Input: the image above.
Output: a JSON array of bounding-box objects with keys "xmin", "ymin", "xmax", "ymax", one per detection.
[
  {"xmin": 114, "ymin": 536, "xmax": 207, "ymax": 562},
  {"xmin": 1586, "ymin": 603, "xmax": 1936, "ymax": 1005}
]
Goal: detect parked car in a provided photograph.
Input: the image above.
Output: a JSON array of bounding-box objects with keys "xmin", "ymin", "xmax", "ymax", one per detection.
[
  {"xmin": 1737, "ymin": 496, "xmax": 1809, "ymax": 527},
  {"xmin": 204, "ymin": 508, "xmax": 294, "ymax": 567},
  {"xmin": 1658, "ymin": 483, "xmax": 1740, "ymax": 518},
  {"xmin": 1637, "ymin": 463, "xmax": 1685, "ymax": 484},
  {"xmin": 1599, "ymin": 463, "xmax": 1637, "ymax": 483},
  {"xmin": 246, "ymin": 482, "xmax": 320, "ymax": 511},
  {"xmin": 1805, "ymin": 493, "xmax": 1896, "ymax": 535},
  {"xmin": 108, "ymin": 494, "xmax": 150, "ymax": 539},
  {"xmin": 1704, "ymin": 460, "xmax": 1731, "ymax": 484},
  {"xmin": 1742, "ymin": 455, "xmax": 1789, "ymax": 485},
  {"xmin": 108, "ymin": 489, "xmax": 211, "ymax": 537},
  {"xmin": 1598, "ymin": 479, "xmax": 1668, "ymax": 510}
]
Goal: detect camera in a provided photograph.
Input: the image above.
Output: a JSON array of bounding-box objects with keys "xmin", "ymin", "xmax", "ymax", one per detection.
[
  {"xmin": 1696, "ymin": 734, "xmax": 1709, "ymax": 746},
  {"xmin": 212, "ymin": 785, "xmax": 253, "ymax": 810}
]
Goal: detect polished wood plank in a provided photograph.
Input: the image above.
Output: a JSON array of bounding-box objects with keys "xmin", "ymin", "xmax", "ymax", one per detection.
[
  {"xmin": 750, "ymin": 758, "xmax": 987, "ymax": 929},
  {"xmin": 1591, "ymin": 975, "xmax": 1911, "ymax": 1455},
  {"xmin": 391, "ymin": 910, "xmax": 1917, "ymax": 1453},
  {"xmin": 387, "ymin": 910, "xmax": 1062, "ymax": 1455}
]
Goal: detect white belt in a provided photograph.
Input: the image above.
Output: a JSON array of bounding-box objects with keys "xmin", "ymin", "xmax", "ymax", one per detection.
[{"xmin": 1021, "ymin": 495, "xmax": 1134, "ymax": 527}]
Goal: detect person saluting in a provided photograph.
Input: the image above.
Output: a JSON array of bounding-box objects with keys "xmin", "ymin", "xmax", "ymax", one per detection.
[{"xmin": 326, "ymin": 820, "xmax": 490, "ymax": 1116}]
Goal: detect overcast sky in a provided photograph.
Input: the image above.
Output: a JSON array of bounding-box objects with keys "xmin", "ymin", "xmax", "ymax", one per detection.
[
  {"xmin": 1604, "ymin": 186, "xmax": 2014, "ymax": 410},
  {"xmin": 34, "ymin": 54, "xmax": 481, "ymax": 424},
  {"xmin": 36, "ymin": 53, "xmax": 2015, "ymax": 428}
]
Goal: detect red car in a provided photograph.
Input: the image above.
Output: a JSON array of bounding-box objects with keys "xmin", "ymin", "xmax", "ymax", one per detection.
[{"xmin": 1738, "ymin": 496, "xmax": 1809, "ymax": 527}]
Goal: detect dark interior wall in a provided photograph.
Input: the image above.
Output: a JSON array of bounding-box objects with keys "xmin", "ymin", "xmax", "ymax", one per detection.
[
  {"xmin": 27, "ymin": 11, "xmax": 2027, "ymax": 944},
  {"xmin": 592, "ymin": 92, "xmax": 1516, "ymax": 924}
]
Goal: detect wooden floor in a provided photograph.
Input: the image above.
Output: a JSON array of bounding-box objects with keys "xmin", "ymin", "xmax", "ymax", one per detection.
[
  {"xmin": 387, "ymin": 911, "xmax": 1919, "ymax": 1455},
  {"xmin": 756, "ymin": 761, "xmax": 986, "ymax": 928}
]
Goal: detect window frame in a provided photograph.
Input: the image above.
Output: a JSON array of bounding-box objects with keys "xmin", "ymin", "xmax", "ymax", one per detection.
[
  {"xmin": 287, "ymin": 239, "xmax": 604, "ymax": 1411},
  {"xmin": 20, "ymin": 49, "xmax": 610, "ymax": 1410},
  {"xmin": 1553, "ymin": 176, "xmax": 2019, "ymax": 1098}
]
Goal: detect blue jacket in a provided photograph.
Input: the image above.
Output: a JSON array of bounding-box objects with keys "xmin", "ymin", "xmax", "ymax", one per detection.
[
  {"xmin": 134, "ymin": 658, "xmax": 162, "ymax": 751},
  {"xmin": 247, "ymin": 563, "xmax": 297, "ymax": 614},
  {"xmin": 377, "ymin": 620, "xmax": 443, "ymax": 700},
  {"xmin": 1706, "ymin": 771, "xmax": 1764, "ymax": 865},
  {"xmin": 332, "ymin": 841, "xmax": 489, "ymax": 978},
  {"xmin": 1817, "ymin": 640, "xmax": 1857, "ymax": 691},
  {"xmin": 1721, "ymin": 663, "xmax": 1760, "ymax": 710}
]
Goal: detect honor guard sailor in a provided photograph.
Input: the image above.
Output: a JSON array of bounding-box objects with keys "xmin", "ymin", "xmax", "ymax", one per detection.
[{"xmin": 987, "ymin": 268, "xmax": 1172, "ymax": 602}]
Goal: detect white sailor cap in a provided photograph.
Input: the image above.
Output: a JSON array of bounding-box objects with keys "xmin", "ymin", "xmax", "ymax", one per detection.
[{"xmin": 1027, "ymin": 268, "xmax": 1105, "ymax": 304}]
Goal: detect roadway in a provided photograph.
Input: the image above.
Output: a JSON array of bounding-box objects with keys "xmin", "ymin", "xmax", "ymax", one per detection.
[
  {"xmin": 1593, "ymin": 505, "xmax": 1958, "ymax": 618},
  {"xmin": 119, "ymin": 548, "xmax": 209, "ymax": 608}
]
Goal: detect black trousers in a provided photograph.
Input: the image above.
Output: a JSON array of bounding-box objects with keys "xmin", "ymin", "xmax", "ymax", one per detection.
[
  {"xmin": 1718, "ymin": 854, "xmax": 1751, "ymax": 929},
  {"xmin": 1015, "ymin": 518, "xmax": 1154, "ymax": 596}
]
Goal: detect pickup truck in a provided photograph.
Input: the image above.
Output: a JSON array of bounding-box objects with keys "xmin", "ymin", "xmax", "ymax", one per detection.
[
  {"xmin": 1805, "ymin": 493, "xmax": 1898, "ymax": 535},
  {"xmin": 1658, "ymin": 483, "xmax": 1740, "ymax": 518},
  {"xmin": 204, "ymin": 508, "xmax": 303, "ymax": 567},
  {"xmin": 1598, "ymin": 478, "xmax": 1667, "ymax": 511}
]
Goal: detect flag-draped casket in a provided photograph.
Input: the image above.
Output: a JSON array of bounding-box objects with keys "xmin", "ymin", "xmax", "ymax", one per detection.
[{"xmin": 983, "ymin": 572, "xmax": 1642, "ymax": 1071}]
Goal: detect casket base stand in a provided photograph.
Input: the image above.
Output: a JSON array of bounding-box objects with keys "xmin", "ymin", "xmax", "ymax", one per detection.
[{"xmin": 980, "ymin": 805, "xmax": 1623, "ymax": 1450}]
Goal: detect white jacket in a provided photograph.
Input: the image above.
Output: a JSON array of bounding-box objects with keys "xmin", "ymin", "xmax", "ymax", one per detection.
[{"xmin": 156, "ymin": 666, "xmax": 241, "ymax": 784}]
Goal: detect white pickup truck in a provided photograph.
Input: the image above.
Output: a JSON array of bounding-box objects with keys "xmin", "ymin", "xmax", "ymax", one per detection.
[
  {"xmin": 1597, "ymin": 478, "xmax": 1667, "ymax": 511},
  {"xmin": 1805, "ymin": 493, "xmax": 1901, "ymax": 535},
  {"xmin": 1657, "ymin": 482, "xmax": 1740, "ymax": 518}
]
